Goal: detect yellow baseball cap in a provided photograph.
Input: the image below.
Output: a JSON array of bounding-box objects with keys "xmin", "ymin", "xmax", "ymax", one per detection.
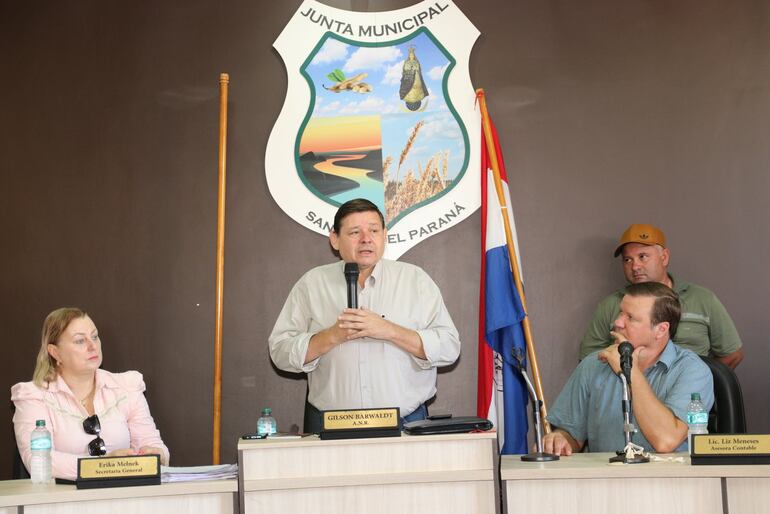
[{"xmin": 614, "ymin": 224, "xmax": 666, "ymax": 257}]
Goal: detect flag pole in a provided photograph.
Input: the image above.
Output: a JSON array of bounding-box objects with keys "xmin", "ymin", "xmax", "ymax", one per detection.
[
  {"xmin": 212, "ymin": 73, "xmax": 229, "ymax": 463},
  {"xmin": 476, "ymin": 88, "xmax": 550, "ymax": 432}
]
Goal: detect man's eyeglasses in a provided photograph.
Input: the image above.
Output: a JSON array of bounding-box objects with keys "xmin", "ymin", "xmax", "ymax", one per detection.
[{"xmin": 83, "ymin": 414, "xmax": 106, "ymax": 456}]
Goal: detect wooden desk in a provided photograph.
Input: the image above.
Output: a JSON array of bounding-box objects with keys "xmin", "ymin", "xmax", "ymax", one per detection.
[
  {"xmin": 501, "ymin": 452, "xmax": 770, "ymax": 514},
  {"xmin": 238, "ymin": 432, "xmax": 498, "ymax": 514},
  {"xmin": 0, "ymin": 478, "xmax": 237, "ymax": 514}
]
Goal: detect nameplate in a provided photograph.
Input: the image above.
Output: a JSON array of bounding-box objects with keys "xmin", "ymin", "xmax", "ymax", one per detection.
[
  {"xmin": 320, "ymin": 407, "xmax": 401, "ymax": 440},
  {"xmin": 691, "ymin": 434, "xmax": 770, "ymax": 465},
  {"xmin": 76, "ymin": 454, "xmax": 161, "ymax": 489}
]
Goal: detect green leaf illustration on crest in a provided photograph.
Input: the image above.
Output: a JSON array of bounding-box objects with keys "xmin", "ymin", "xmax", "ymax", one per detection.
[{"xmin": 327, "ymin": 68, "xmax": 346, "ymax": 83}]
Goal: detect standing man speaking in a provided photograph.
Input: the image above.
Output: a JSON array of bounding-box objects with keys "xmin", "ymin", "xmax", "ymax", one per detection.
[{"xmin": 269, "ymin": 199, "xmax": 461, "ymax": 432}]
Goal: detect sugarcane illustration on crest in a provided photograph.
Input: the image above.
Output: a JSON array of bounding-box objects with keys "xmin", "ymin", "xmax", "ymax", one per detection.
[{"xmin": 324, "ymin": 69, "xmax": 373, "ymax": 94}]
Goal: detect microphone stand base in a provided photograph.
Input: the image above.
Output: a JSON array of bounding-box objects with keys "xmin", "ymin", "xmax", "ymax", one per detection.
[
  {"xmin": 521, "ymin": 452, "xmax": 560, "ymax": 462},
  {"xmin": 609, "ymin": 453, "xmax": 650, "ymax": 464}
]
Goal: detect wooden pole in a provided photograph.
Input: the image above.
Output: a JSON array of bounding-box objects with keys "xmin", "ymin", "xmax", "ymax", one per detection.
[
  {"xmin": 212, "ymin": 73, "xmax": 229, "ymax": 463},
  {"xmin": 476, "ymin": 88, "xmax": 551, "ymax": 433}
]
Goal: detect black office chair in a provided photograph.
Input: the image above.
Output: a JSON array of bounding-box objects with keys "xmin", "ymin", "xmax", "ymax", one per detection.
[
  {"xmin": 13, "ymin": 443, "xmax": 30, "ymax": 479},
  {"xmin": 10, "ymin": 403, "xmax": 30, "ymax": 479},
  {"xmin": 303, "ymin": 384, "xmax": 322, "ymax": 434},
  {"xmin": 699, "ymin": 356, "xmax": 746, "ymax": 434}
]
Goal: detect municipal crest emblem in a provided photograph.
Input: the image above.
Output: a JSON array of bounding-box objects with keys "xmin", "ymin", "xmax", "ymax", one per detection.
[{"xmin": 266, "ymin": 0, "xmax": 480, "ymax": 259}]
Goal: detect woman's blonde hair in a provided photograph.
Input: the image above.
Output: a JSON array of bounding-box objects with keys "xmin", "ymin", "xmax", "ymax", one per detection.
[{"xmin": 32, "ymin": 307, "xmax": 88, "ymax": 387}]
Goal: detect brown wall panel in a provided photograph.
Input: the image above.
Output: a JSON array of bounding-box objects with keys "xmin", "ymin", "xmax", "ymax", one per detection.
[{"xmin": 1, "ymin": 0, "xmax": 767, "ymax": 478}]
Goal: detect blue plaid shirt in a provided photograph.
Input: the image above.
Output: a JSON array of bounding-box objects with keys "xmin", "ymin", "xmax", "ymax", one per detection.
[{"xmin": 548, "ymin": 342, "xmax": 714, "ymax": 453}]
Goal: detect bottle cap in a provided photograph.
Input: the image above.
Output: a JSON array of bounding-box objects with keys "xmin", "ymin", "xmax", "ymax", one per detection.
[
  {"xmin": 35, "ymin": 420, "xmax": 46, "ymax": 427},
  {"xmin": 262, "ymin": 408, "xmax": 272, "ymax": 415},
  {"xmin": 691, "ymin": 393, "xmax": 701, "ymax": 401}
]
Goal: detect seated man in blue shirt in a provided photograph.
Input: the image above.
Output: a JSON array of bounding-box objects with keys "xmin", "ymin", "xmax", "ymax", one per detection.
[{"xmin": 544, "ymin": 282, "xmax": 714, "ymax": 456}]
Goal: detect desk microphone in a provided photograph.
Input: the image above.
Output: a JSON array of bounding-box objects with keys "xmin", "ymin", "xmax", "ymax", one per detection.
[
  {"xmin": 344, "ymin": 262, "xmax": 359, "ymax": 309},
  {"xmin": 512, "ymin": 348, "xmax": 559, "ymax": 462},
  {"xmin": 618, "ymin": 341, "xmax": 633, "ymax": 384},
  {"xmin": 609, "ymin": 340, "xmax": 649, "ymax": 464}
]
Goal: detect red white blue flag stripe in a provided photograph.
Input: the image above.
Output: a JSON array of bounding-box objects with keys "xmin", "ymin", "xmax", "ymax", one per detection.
[{"xmin": 477, "ymin": 117, "xmax": 529, "ymax": 454}]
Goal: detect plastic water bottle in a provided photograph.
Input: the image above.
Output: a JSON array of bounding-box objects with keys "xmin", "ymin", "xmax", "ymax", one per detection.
[
  {"xmin": 30, "ymin": 419, "xmax": 53, "ymax": 483},
  {"xmin": 256, "ymin": 408, "xmax": 277, "ymax": 437},
  {"xmin": 686, "ymin": 393, "xmax": 708, "ymax": 455}
]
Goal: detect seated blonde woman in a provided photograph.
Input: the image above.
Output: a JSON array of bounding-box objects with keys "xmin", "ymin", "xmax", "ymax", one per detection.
[{"xmin": 11, "ymin": 307, "xmax": 169, "ymax": 480}]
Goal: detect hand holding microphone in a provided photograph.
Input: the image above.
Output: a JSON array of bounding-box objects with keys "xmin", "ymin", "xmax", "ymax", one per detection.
[
  {"xmin": 599, "ymin": 333, "xmax": 636, "ymax": 382},
  {"xmin": 618, "ymin": 341, "xmax": 633, "ymax": 385},
  {"xmin": 319, "ymin": 263, "xmax": 361, "ymax": 345},
  {"xmin": 340, "ymin": 262, "xmax": 392, "ymax": 340}
]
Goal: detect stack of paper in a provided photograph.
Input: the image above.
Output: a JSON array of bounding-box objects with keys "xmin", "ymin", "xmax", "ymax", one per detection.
[{"xmin": 161, "ymin": 464, "xmax": 238, "ymax": 482}]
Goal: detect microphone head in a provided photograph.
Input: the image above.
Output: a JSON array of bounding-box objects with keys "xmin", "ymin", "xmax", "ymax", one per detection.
[
  {"xmin": 344, "ymin": 262, "xmax": 360, "ymax": 278},
  {"xmin": 618, "ymin": 341, "xmax": 633, "ymax": 357}
]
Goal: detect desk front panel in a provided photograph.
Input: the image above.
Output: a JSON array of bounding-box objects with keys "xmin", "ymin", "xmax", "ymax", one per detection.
[
  {"xmin": 501, "ymin": 453, "xmax": 770, "ymax": 514},
  {"xmin": 24, "ymin": 491, "xmax": 235, "ymax": 514},
  {"xmin": 239, "ymin": 433, "xmax": 498, "ymax": 514},
  {"xmin": 505, "ymin": 476, "xmax": 722, "ymax": 514},
  {"xmin": 245, "ymin": 480, "xmax": 494, "ymax": 514},
  {"xmin": 240, "ymin": 433, "xmax": 495, "ymax": 480},
  {"xmin": 0, "ymin": 479, "xmax": 237, "ymax": 514},
  {"xmin": 725, "ymin": 477, "xmax": 770, "ymax": 514}
]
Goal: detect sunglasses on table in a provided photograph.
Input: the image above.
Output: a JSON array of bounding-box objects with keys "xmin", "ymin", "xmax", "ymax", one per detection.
[{"xmin": 83, "ymin": 414, "xmax": 107, "ymax": 456}]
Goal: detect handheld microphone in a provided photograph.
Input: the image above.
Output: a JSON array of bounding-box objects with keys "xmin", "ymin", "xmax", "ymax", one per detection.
[
  {"xmin": 618, "ymin": 341, "xmax": 633, "ymax": 384},
  {"xmin": 344, "ymin": 262, "xmax": 359, "ymax": 309}
]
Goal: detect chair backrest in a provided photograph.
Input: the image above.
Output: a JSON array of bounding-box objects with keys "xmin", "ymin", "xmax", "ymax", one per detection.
[
  {"xmin": 13, "ymin": 444, "xmax": 30, "ymax": 479},
  {"xmin": 10, "ymin": 402, "xmax": 30, "ymax": 479},
  {"xmin": 699, "ymin": 356, "xmax": 747, "ymax": 434}
]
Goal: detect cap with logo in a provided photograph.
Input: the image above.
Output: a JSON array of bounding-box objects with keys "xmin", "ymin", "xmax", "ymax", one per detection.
[{"xmin": 614, "ymin": 224, "xmax": 666, "ymax": 257}]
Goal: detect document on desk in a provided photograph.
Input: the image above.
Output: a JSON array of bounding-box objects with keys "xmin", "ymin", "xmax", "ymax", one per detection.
[{"xmin": 161, "ymin": 464, "xmax": 238, "ymax": 482}]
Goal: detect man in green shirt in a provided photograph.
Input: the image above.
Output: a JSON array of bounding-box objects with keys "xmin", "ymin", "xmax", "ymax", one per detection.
[{"xmin": 579, "ymin": 223, "xmax": 744, "ymax": 369}]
